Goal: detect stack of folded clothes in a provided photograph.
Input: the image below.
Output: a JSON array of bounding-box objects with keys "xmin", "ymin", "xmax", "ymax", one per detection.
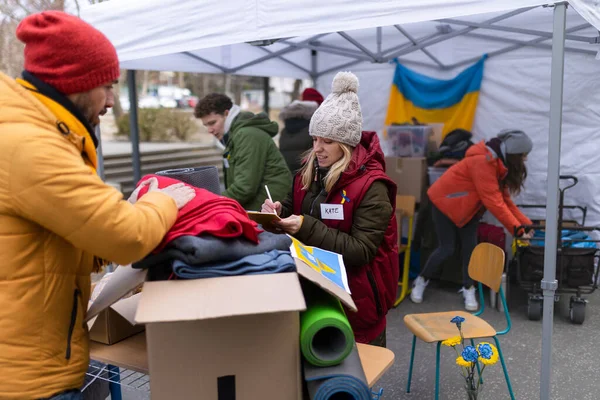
[{"xmin": 132, "ymin": 175, "xmax": 295, "ymax": 281}]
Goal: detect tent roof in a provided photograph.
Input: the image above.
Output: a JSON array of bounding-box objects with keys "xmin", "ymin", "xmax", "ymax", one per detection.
[{"xmin": 81, "ymin": 1, "xmax": 600, "ymax": 79}]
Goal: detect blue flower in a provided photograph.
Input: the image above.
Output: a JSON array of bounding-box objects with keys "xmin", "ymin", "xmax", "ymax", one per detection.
[
  {"xmin": 462, "ymin": 346, "xmax": 479, "ymax": 363},
  {"xmin": 451, "ymin": 316, "xmax": 466, "ymax": 329},
  {"xmin": 478, "ymin": 343, "xmax": 493, "ymax": 359}
]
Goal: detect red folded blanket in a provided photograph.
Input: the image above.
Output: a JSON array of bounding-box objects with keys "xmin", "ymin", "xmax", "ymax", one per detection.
[{"xmin": 135, "ymin": 175, "xmax": 261, "ymax": 252}]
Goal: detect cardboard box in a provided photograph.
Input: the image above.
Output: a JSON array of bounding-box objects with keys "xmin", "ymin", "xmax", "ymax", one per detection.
[
  {"xmin": 87, "ymin": 256, "xmax": 357, "ymax": 400},
  {"xmin": 427, "ymin": 123, "xmax": 444, "ymax": 155},
  {"xmin": 88, "ymin": 294, "xmax": 144, "ymax": 345},
  {"xmin": 428, "ymin": 123, "xmax": 444, "ymax": 148},
  {"xmin": 385, "ymin": 157, "xmax": 428, "ymax": 202}
]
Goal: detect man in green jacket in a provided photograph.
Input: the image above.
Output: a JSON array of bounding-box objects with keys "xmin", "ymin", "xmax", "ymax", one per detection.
[{"xmin": 195, "ymin": 93, "xmax": 292, "ymax": 210}]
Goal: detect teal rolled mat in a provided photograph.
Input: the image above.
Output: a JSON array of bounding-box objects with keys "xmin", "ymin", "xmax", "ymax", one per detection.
[{"xmin": 300, "ymin": 285, "xmax": 355, "ymax": 367}]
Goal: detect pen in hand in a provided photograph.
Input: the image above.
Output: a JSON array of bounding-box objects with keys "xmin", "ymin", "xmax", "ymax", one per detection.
[{"xmin": 264, "ymin": 185, "xmax": 277, "ymax": 215}]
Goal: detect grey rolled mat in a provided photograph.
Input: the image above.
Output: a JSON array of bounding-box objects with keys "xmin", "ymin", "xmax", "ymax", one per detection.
[
  {"xmin": 155, "ymin": 166, "xmax": 221, "ymax": 194},
  {"xmin": 304, "ymin": 344, "xmax": 372, "ymax": 400}
]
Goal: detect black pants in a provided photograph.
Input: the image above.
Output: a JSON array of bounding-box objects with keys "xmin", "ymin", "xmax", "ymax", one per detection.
[{"xmin": 419, "ymin": 205, "xmax": 478, "ymax": 287}]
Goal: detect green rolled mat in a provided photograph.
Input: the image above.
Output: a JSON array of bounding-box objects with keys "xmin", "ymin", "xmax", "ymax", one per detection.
[{"xmin": 300, "ymin": 285, "xmax": 355, "ymax": 367}]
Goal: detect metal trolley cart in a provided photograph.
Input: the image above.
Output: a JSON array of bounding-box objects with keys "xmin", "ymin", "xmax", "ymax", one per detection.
[{"xmin": 511, "ymin": 176, "xmax": 599, "ymax": 324}]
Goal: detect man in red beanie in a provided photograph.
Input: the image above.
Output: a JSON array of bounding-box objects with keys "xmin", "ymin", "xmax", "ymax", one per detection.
[{"xmin": 0, "ymin": 11, "xmax": 196, "ymax": 400}]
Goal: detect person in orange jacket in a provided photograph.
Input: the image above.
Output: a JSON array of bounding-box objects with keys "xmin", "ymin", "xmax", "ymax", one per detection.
[{"xmin": 411, "ymin": 129, "xmax": 533, "ymax": 310}]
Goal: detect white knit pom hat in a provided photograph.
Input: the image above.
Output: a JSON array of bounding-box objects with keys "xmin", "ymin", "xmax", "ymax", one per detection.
[{"xmin": 309, "ymin": 71, "xmax": 362, "ymax": 147}]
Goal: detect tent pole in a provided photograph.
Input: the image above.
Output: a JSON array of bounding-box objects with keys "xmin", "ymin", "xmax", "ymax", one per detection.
[
  {"xmin": 127, "ymin": 70, "xmax": 142, "ymax": 184},
  {"xmin": 540, "ymin": 3, "xmax": 566, "ymax": 400},
  {"xmin": 95, "ymin": 125, "xmax": 105, "ymax": 181},
  {"xmin": 311, "ymin": 50, "xmax": 318, "ymax": 86},
  {"xmin": 263, "ymin": 77, "xmax": 270, "ymax": 115}
]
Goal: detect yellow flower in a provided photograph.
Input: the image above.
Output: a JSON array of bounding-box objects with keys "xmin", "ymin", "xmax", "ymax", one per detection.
[
  {"xmin": 456, "ymin": 356, "xmax": 474, "ymax": 368},
  {"xmin": 442, "ymin": 336, "xmax": 462, "ymax": 347},
  {"xmin": 477, "ymin": 342, "xmax": 499, "ymax": 366}
]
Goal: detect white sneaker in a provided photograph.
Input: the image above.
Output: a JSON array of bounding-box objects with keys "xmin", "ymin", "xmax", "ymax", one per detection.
[
  {"xmin": 460, "ymin": 286, "xmax": 479, "ymax": 311},
  {"xmin": 410, "ymin": 276, "xmax": 429, "ymax": 303}
]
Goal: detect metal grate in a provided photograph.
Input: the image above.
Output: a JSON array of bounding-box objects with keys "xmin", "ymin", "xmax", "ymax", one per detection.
[{"xmin": 84, "ymin": 361, "xmax": 151, "ymax": 394}]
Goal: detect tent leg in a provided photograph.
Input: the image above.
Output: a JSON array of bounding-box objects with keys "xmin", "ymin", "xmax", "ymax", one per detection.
[
  {"xmin": 263, "ymin": 77, "xmax": 270, "ymax": 115},
  {"xmin": 311, "ymin": 50, "xmax": 318, "ymax": 86},
  {"xmin": 540, "ymin": 3, "xmax": 567, "ymax": 400},
  {"xmin": 95, "ymin": 126, "xmax": 105, "ymax": 181},
  {"xmin": 127, "ymin": 70, "xmax": 142, "ymax": 185}
]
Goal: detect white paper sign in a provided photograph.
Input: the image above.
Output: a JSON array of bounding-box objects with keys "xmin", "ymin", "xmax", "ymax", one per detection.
[{"xmin": 320, "ymin": 203, "xmax": 344, "ymax": 220}]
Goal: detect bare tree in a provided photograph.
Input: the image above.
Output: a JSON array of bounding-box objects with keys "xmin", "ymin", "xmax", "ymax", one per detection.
[{"xmin": 291, "ymin": 79, "xmax": 302, "ymax": 101}]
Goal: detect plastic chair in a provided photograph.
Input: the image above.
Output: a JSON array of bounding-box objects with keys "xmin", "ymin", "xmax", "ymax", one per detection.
[
  {"xmin": 394, "ymin": 195, "xmax": 416, "ymax": 307},
  {"xmin": 403, "ymin": 243, "xmax": 515, "ymax": 400}
]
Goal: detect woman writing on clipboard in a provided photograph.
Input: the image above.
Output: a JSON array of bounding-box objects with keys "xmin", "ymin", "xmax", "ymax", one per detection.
[{"xmin": 261, "ymin": 72, "xmax": 398, "ymax": 347}]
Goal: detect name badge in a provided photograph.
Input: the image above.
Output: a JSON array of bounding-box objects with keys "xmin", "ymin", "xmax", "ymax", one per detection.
[{"xmin": 320, "ymin": 203, "xmax": 344, "ymax": 220}]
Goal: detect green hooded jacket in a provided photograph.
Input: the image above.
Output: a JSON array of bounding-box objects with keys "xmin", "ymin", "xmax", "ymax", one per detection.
[{"xmin": 222, "ymin": 111, "xmax": 292, "ymax": 210}]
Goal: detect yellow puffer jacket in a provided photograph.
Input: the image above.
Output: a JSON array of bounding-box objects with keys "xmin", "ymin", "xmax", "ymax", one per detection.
[{"xmin": 0, "ymin": 72, "xmax": 179, "ymax": 400}]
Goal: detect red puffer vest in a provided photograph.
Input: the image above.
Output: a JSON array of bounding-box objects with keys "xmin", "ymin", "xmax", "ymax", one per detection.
[{"xmin": 293, "ymin": 131, "xmax": 399, "ymax": 343}]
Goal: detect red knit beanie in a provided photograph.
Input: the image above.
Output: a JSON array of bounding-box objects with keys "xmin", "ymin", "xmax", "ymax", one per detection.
[
  {"xmin": 302, "ymin": 88, "xmax": 324, "ymax": 105},
  {"xmin": 16, "ymin": 11, "xmax": 120, "ymax": 95}
]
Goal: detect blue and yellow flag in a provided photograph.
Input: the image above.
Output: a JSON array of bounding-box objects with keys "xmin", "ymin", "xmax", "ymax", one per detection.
[{"xmin": 384, "ymin": 55, "xmax": 487, "ymax": 138}]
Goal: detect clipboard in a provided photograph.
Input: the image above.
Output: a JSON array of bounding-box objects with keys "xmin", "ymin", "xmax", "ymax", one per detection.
[{"xmin": 247, "ymin": 211, "xmax": 281, "ymax": 228}]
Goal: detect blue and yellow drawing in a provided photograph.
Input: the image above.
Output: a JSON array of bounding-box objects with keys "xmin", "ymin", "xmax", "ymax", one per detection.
[{"xmin": 290, "ymin": 236, "xmax": 348, "ymax": 292}]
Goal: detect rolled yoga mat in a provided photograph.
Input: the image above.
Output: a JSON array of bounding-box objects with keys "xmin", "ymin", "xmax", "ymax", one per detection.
[
  {"xmin": 155, "ymin": 166, "xmax": 221, "ymax": 195},
  {"xmin": 304, "ymin": 344, "xmax": 372, "ymax": 400},
  {"xmin": 300, "ymin": 285, "xmax": 354, "ymax": 367}
]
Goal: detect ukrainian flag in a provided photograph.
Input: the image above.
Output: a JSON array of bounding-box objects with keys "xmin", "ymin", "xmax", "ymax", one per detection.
[{"xmin": 384, "ymin": 55, "xmax": 487, "ymax": 138}]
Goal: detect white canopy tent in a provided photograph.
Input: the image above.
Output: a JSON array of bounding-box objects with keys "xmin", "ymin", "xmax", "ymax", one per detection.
[{"xmin": 82, "ymin": 1, "xmax": 600, "ymax": 398}]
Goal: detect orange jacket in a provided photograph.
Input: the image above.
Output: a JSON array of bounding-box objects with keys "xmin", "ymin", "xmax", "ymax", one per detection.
[
  {"xmin": 0, "ymin": 72, "xmax": 178, "ymax": 399},
  {"xmin": 427, "ymin": 141, "xmax": 532, "ymax": 235}
]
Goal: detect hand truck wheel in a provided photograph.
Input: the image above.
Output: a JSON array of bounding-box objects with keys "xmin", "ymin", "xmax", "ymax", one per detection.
[
  {"xmin": 569, "ymin": 299, "xmax": 586, "ymax": 325},
  {"xmin": 527, "ymin": 297, "xmax": 543, "ymax": 321}
]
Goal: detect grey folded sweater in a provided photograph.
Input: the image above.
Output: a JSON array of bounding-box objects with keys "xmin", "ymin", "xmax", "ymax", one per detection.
[{"xmin": 133, "ymin": 230, "xmax": 292, "ymax": 269}]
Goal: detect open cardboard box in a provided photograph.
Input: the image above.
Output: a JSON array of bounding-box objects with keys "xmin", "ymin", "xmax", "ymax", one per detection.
[
  {"xmin": 87, "ymin": 269, "xmax": 148, "ymax": 345},
  {"xmin": 86, "ymin": 254, "xmax": 356, "ymax": 400},
  {"xmin": 88, "ymin": 293, "xmax": 144, "ymax": 345}
]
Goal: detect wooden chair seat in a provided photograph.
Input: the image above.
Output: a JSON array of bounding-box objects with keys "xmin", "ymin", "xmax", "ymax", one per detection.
[{"xmin": 404, "ymin": 311, "xmax": 496, "ymax": 343}]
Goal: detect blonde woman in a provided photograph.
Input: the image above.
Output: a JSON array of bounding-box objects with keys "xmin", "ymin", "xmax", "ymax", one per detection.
[{"xmin": 262, "ymin": 72, "xmax": 398, "ymax": 347}]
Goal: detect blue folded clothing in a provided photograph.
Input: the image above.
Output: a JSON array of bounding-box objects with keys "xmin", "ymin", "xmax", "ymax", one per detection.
[
  {"xmin": 530, "ymin": 230, "xmax": 597, "ymax": 249},
  {"xmin": 172, "ymin": 250, "xmax": 296, "ymax": 279}
]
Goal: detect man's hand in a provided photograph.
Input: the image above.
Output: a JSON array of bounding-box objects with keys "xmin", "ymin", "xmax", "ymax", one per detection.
[
  {"xmin": 128, "ymin": 178, "xmax": 196, "ymax": 210},
  {"xmin": 261, "ymin": 199, "xmax": 282, "ymax": 216},
  {"xmin": 160, "ymin": 183, "xmax": 196, "ymax": 209},
  {"xmin": 275, "ymin": 215, "xmax": 304, "ymax": 235},
  {"xmin": 128, "ymin": 177, "xmax": 158, "ymax": 204}
]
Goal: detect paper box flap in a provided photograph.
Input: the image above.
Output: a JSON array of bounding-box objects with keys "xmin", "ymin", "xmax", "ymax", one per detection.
[
  {"xmin": 86, "ymin": 265, "xmax": 147, "ymax": 322},
  {"xmin": 110, "ymin": 293, "xmax": 142, "ymax": 325},
  {"xmin": 135, "ymin": 272, "xmax": 306, "ymax": 324},
  {"xmin": 295, "ymin": 259, "xmax": 357, "ymax": 312}
]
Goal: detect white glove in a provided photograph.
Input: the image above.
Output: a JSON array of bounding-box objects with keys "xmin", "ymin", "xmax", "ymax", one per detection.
[
  {"xmin": 521, "ymin": 231, "xmax": 533, "ymax": 240},
  {"xmin": 128, "ymin": 177, "xmax": 196, "ymax": 210}
]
